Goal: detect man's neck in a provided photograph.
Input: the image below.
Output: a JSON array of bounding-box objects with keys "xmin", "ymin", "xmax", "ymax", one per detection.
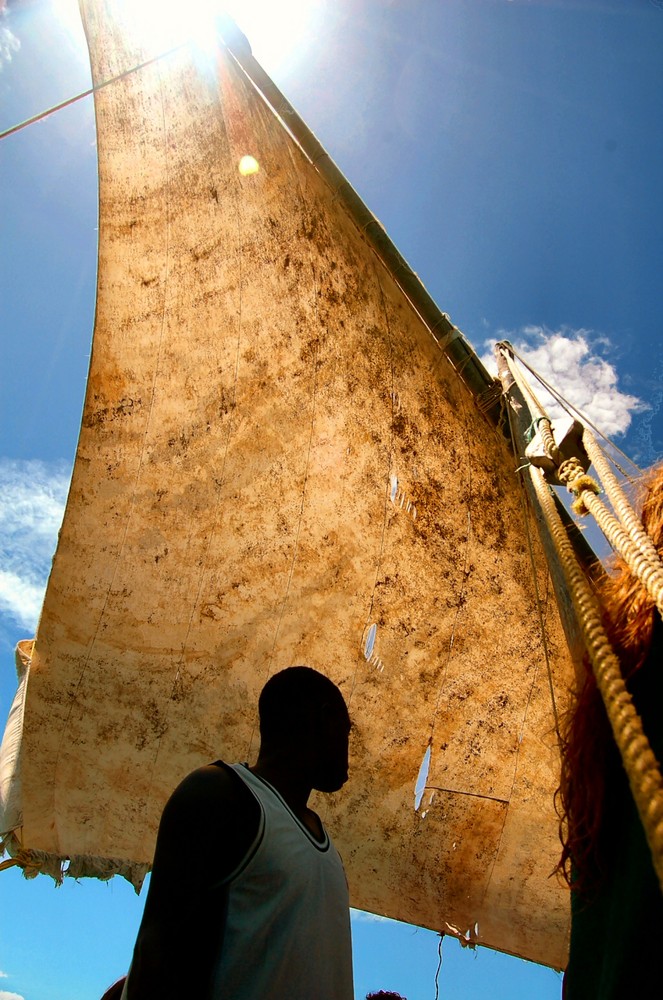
[{"xmin": 251, "ymin": 754, "xmax": 313, "ymax": 819}]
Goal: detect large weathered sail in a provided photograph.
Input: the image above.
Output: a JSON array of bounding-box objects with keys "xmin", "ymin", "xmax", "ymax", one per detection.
[{"xmin": 0, "ymin": 1, "xmax": 576, "ymax": 967}]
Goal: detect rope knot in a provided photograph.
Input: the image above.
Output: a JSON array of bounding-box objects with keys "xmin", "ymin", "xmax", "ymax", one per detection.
[
  {"xmin": 558, "ymin": 457, "xmax": 600, "ymax": 493},
  {"xmin": 558, "ymin": 457, "xmax": 600, "ymax": 515}
]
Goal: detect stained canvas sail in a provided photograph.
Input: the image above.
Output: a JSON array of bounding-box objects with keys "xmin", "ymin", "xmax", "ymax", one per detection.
[{"xmin": 0, "ymin": 1, "xmax": 577, "ymax": 968}]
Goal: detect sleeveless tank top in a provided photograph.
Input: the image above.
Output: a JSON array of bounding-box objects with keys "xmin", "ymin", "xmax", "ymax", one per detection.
[{"xmin": 210, "ymin": 763, "xmax": 353, "ymax": 1000}]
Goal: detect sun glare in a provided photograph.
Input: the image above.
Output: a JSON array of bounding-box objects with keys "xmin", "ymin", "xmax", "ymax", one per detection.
[
  {"xmin": 52, "ymin": 0, "xmax": 90, "ymax": 54},
  {"xmin": 222, "ymin": 0, "xmax": 322, "ymax": 75},
  {"xmin": 53, "ymin": 0, "xmax": 321, "ymax": 78},
  {"xmin": 238, "ymin": 155, "xmax": 260, "ymax": 176},
  {"xmin": 105, "ymin": 0, "xmax": 321, "ymax": 75},
  {"xmin": 111, "ymin": 0, "xmax": 221, "ymax": 56}
]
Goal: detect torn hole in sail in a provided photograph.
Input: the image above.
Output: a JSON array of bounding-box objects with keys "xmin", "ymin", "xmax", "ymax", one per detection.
[
  {"xmin": 414, "ymin": 743, "xmax": 432, "ymax": 811},
  {"xmin": 363, "ymin": 623, "xmax": 377, "ymax": 660}
]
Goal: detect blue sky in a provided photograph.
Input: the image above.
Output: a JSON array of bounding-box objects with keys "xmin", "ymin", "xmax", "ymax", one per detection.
[{"xmin": 0, "ymin": 1, "xmax": 661, "ymax": 998}]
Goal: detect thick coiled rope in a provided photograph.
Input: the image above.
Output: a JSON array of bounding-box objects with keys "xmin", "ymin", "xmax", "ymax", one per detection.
[
  {"xmin": 530, "ymin": 466, "xmax": 663, "ymax": 891},
  {"xmin": 495, "ymin": 341, "xmax": 663, "ymax": 886},
  {"xmin": 582, "ymin": 429, "xmax": 661, "ymax": 566},
  {"xmin": 558, "ymin": 457, "xmax": 663, "ymax": 619}
]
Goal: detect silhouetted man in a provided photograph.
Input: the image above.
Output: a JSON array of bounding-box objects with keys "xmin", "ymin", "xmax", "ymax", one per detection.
[{"xmin": 122, "ymin": 666, "xmax": 353, "ymax": 999}]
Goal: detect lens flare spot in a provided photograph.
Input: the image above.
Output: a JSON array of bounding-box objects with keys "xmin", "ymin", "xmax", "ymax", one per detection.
[{"xmin": 239, "ymin": 155, "xmax": 259, "ymax": 176}]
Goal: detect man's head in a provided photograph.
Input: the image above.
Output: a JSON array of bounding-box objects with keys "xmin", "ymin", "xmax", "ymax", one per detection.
[
  {"xmin": 258, "ymin": 666, "xmax": 351, "ymax": 792},
  {"xmin": 366, "ymin": 993, "xmax": 407, "ymax": 1000}
]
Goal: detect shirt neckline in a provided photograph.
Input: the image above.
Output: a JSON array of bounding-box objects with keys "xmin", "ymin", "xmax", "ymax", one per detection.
[{"xmin": 241, "ymin": 763, "xmax": 329, "ymax": 851}]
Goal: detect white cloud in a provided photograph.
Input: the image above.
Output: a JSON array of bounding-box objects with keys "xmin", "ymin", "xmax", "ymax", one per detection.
[
  {"xmin": 0, "ymin": 971, "xmax": 7, "ymax": 978},
  {"xmin": 481, "ymin": 326, "xmax": 646, "ymax": 438},
  {"xmin": 0, "ymin": 2, "xmax": 20, "ymax": 71},
  {"xmin": 0, "ymin": 459, "xmax": 71, "ymax": 631},
  {"xmin": 350, "ymin": 907, "xmax": 398, "ymax": 925},
  {"xmin": 0, "ymin": 991, "xmax": 25, "ymax": 1000}
]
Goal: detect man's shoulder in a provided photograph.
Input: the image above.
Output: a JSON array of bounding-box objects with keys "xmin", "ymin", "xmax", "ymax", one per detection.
[
  {"xmin": 166, "ymin": 761, "xmax": 253, "ymax": 814},
  {"xmin": 155, "ymin": 762, "xmax": 261, "ymax": 874},
  {"xmin": 176, "ymin": 760, "xmax": 243, "ymax": 790}
]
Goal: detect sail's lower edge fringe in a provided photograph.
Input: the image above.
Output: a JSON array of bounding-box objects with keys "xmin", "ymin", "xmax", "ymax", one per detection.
[{"xmin": 0, "ymin": 829, "xmax": 149, "ymax": 891}]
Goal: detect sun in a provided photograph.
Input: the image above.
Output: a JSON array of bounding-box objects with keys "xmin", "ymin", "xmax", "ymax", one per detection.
[
  {"xmin": 109, "ymin": 0, "xmax": 321, "ymax": 75},
  {"xmin": 108, "ymin": 0, "xmax": 221, "ymax": 56}
]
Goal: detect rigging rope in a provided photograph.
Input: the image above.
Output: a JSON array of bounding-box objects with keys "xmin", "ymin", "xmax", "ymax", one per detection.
[
  {"xmin": 505, "ymin": 400, "xmax": 562, "ymax": 747},
  {"xmin": 558, "ymin": 457, "xmax": 663, "ymax": 618},
  {"xmin": 582, "ymin": 429, "xmax": 661, "ymax": 566},
  {"xmin": 500, "ymin": 344, "xmax": 663, "ymax": 613},
  {"xmin": 0, "ymin": 44, "xmax": 186, "ymax": 142},
  {"xmin": 529, "ymin": 466, "xmax": 663, "ymax": 892},
  {"xmin": 433, "ymin": 935, "xmax": 444, "ymax": 1000},
  {"xmin": 495, "ymin": 342, "xmax": 663, "ymax": 890},
  {"xmin": 498, "ymin": 345, "xmax": 560, "ymax": 466}
]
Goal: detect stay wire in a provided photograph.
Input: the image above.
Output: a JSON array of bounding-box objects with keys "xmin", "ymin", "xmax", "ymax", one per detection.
[
  {"xmin": 433, "ymin": 934, "xmax": 444, "ymax": 1000},
  {"xmin": 0, "ymin": 42, "xmax": 187, "ymax": 142}
]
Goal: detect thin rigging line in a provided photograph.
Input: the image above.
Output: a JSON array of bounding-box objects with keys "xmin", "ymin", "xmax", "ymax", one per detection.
[
  {"xmin": 478, "ymin": 399, "xmax": 554, "ymax": 910},
  {"xmin": 0, "ymin": 43, "xmax": 186, "ymax": 142},
  {"xmin": 354, "ymin": 264, "xmax": 397, "ymax": 686},
  {"xmin": 431, "ymin": 387, "xmax": 474, "ymax": 727},
  {"xmin": 246, "ymin": 130, "xmax": 319, "ymax": 761},
  {"xmin": 51, "ymin": 48, "xmax": 177, "ymax": 852},
  {"xmin": 262, "ymin": 270, "xmax": 320, "ymax": 673},
  {"xmin": 433, "ymin": 934, "xmax": 444, "ymax": 1000},
  {"xmin": 507, "ymin": 400, "xmax": 562, "ymax": 747},
  {"xmin": 424, "ymin": 786, "xmax": 509, "ymax": 805}
]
